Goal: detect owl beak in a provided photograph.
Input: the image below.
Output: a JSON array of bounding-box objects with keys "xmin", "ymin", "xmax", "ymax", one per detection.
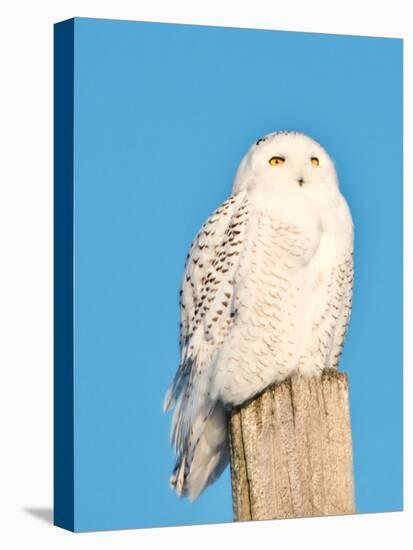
[{"xmin": 298, "ymin": 178, "xmax": 304, "ymax": 187}]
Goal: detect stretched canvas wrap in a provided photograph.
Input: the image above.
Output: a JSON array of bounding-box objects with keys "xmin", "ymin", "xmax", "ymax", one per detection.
[{"xmin": 54, "ymin": 17, "xmax": 403, "ymax": 532}]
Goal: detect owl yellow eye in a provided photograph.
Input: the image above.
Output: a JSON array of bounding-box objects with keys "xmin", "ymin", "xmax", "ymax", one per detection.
[
  {"xmin": 311, "ymin": 157, "xmax": 319, "ymax": 166},
  {"xmin": 269, "ymin": 156, "xmax": 285, "ymax": 166}
]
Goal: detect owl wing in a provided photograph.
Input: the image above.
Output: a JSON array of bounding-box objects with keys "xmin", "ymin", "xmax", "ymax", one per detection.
[
  {"xmin": 330, "ymin": 250, "xmax": 354, "ymax": 367},
  {"xmin": 163, "ymin": 190, "xmax": 249, "ymax": 454}
]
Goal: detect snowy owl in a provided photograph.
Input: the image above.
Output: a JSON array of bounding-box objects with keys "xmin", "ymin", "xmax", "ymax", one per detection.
[{"xmin": 163, "ymin": 131, "xmax": 354, "ymax": 501}]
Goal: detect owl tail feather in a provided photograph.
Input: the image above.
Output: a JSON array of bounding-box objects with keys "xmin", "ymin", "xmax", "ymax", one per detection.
[{"xmin": 169, "ymin": 402, "xmax": 228, "ymax": 501}]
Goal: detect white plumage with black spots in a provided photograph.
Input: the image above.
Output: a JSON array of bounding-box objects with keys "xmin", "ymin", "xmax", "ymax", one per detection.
[{"xmin": 164, "ymin": 131, "xmax": 354, "ymax": 500}]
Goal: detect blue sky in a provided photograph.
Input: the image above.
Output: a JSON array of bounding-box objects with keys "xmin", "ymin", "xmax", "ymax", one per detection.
[{"xmin": 70, "ymin": 18, "xmax": 402, "ymax": 531}]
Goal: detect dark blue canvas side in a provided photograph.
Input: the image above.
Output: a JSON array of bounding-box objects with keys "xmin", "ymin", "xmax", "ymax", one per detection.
[{"xmin": 53, "ymin": 18, "xmax": 75, "ymax": 532}]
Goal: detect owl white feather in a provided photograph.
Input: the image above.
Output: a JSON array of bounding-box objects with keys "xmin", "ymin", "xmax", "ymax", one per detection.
[{"xmin": 164, "ymin": 131, "xmax": 354, "ymax": 501}]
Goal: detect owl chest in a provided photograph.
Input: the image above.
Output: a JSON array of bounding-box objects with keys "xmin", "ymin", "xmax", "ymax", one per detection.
[
  {"xmin": 234, "ymin": 205, "xmax": 342, "ymax": 323},
  {"xmin": 242, "ymin": 205, "xmax": 321, "ymax": 278},
  {"xmin": 244, "ymin": 189, "xmax": 351, "ymax": 272},
  {"xmin": 233, "ymin": 212, "xmax": 311, "ymax": 336}
]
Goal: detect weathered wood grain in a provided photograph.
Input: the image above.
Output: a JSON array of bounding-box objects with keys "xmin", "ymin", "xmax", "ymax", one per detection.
[{"xmin": 228, "ymin": 369, "xmax": 355, "ymax": 521}]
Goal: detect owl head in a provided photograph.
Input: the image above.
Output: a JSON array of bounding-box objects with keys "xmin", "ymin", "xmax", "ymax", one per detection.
[{"xmin": 232, "ymin": 131, "xmax": 339, "ymax": 196}]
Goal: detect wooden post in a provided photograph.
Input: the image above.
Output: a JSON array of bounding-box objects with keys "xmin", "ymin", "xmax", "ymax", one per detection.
[{"xmin": 228, "ymin": 369, "xmax": 355, "ymax": 521}]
